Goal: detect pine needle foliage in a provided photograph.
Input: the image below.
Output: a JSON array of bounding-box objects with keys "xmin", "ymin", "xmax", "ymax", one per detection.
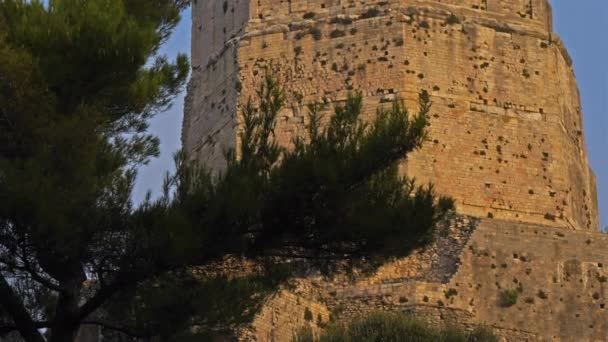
[
  {"xmin": 0, "ymin": 1, "xmax": 188, "ymax": 341},
  {"xmin": 0, "ymin": 1, "xmax": 452, "ymax": 340},
  {"xmin": 171, "ymin": 75, "xmax": 454, "ymax": 266},
  {"xmin": 104, "ymin": 75, "xmax": 454, "ymax": 339}
]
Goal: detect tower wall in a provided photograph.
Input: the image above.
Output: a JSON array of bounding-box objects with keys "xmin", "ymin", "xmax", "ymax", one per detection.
[
  {"xmin": 185, "ymin": 0, "xmax": 598, "ymax": 231},
  {"xmin": 183, "ymin": 0, "xmax": 250, "ymax": 169}
]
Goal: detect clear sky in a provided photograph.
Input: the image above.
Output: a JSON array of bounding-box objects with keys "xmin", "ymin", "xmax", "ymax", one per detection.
[{"xmin": 134, "ymin": 3, "xmax": 607, "ymax": 231}]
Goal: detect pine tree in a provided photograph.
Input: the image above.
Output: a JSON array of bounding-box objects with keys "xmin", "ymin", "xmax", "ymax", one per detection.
[
  {"xmin": 91, "ymin": 76, "xmax": 453, "ymax": 340},
  {"xmin": 0, "ymin": 1, "xmax": 188, "ymax": 341},
  {"xmin": 0, "ymin": 1, "xmax": 452, "ymax": 341}
]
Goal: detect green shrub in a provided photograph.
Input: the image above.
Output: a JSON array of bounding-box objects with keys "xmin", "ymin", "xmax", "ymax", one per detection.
[
  {"xmin": 293, "ymin": 312, "xmax": 498, "ymax": 342},
  {"xmin": 499, "ymin": 289, "xmax": 518, "ymax": 307},
  {"xmin": 419, "ymin": 21, "xmax": 430, "ymax": 29},
  {"xmin": 444, "ymin": 288, "xmax": 458, "ymax": 298},
  {"xmin": 446, "ymin": 14, "xmax": 461, "ymax": 25}
]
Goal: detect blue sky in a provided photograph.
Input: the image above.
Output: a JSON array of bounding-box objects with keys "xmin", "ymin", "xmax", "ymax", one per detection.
[{"xmin": 134, "ymin": 3, "xmax": 607, "ymax": 230}]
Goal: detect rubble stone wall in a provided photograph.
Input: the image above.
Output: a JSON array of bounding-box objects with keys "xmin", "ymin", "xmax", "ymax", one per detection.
[{"xmin": 244, "ymin": 219, "xmax": 608, "ymax": 341}]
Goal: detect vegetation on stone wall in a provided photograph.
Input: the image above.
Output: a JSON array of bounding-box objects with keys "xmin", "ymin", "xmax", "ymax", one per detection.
[
  {"xmin": 293, "ymin": 312, "xmax": 497, "ymax": 342},
  {"xmin": 499, "ymin": 289, "xmax": 519, "ymax": 307}
]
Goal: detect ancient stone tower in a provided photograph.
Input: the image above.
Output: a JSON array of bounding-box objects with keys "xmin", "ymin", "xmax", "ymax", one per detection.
[{"xmin": 184, "ymin": 0, "xmax": 607, "ymax": 340}]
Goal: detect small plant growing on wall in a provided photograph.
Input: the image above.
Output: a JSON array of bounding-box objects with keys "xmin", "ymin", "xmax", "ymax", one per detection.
[
  {"xmin": 446, "ymin": 14, "xmax": 461, "ymax": 25},
  {"xmin": 330, "ymin": 29, "xmax": 346, "ymax": 38},
  {"xmin": 444, "ymin": 288, "xmax": 458, "ymax": 299},
  {"xmin": 544, "ymin": 213, "xmax": 556, "ymax": 221},
  {"xmin": 499, "ymin": 289, "xmax": 518, "ymax": 307}
]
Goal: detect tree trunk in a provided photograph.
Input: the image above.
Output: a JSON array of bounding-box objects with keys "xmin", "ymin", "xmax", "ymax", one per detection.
[
  {"xmin": 48, "ymin": 325, "xmax": 79, "ymax": 342},
  {"xmin": 47, "ymin": 277, "xmax": 85, "ymax": 342},
  {"xmin": 0, "ymin": 276, "xmax": 46, "ymax": 342}
]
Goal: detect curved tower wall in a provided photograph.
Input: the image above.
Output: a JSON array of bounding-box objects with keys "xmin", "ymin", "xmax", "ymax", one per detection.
[{"xmin": 185, "ymin": 0, "xmax": 598, "ymax": 231}]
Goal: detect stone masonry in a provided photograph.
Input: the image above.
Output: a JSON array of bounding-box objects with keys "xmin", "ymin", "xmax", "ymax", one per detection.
[{"xmin": 184, "ymin": 1, "xmax": 605, "ymax": 340}]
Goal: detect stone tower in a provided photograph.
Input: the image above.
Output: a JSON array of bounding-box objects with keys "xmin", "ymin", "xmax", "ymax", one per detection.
[{"xmin": 184, "ymin": 1, "xmax": 607, "ymax": 340}]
